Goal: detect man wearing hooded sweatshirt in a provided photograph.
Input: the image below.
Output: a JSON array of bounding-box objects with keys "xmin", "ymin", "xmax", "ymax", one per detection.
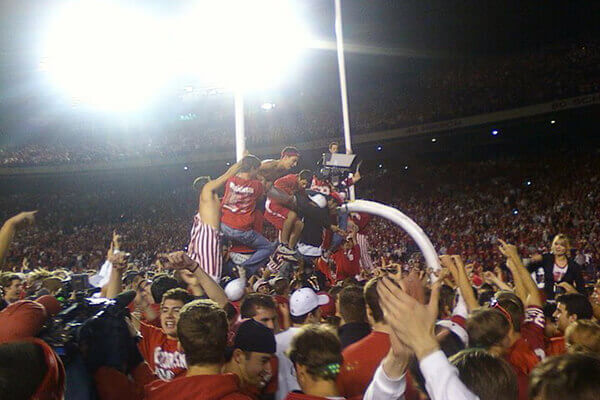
[{"xmin": 145, "ymin": 299, "xmax": 252, "ymax": 400}]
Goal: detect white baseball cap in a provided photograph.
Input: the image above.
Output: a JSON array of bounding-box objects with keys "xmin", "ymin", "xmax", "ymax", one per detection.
[
  {"xmin": 224, "ymin": 278, "xmax": 246, "ymax": 302},
  {"xmin": 290, "ymin": 287, "xmax": 330, "ymax": 317},
  {"xmin": 436, "ymin": 319, "xmax": 469, "ymax": 347}
]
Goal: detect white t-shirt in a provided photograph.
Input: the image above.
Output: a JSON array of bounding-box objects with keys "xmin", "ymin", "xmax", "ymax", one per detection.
[
  {"xmin": 553, "ymin": 262, "xmax": 568, "ymax": 282},
  {"xmin": 275, "ymin": 326, "xmax": 303, "ymax": 400}
]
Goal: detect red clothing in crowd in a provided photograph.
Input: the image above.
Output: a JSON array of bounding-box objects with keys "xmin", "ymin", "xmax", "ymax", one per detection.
[
  {"xmin": 265, "ymin": 174, "xmax": 302, "ymax": 230},
  {"xmin": 285, "ymin": 393, "xmax": 345, "ymax": 400},
  {"xmin": 138, "ymin": 321, "xmax": 187, "ymax": 381},
  {"xmin": 274, "ymin": 174, "xmax": 302, "ymax": 196},
  {"xmin": 331, "ymin": 245, "xmax": 361, "ymax": 281},
  {"xmin": 546, "ymin": 336, "xmax": 566, "ymax": 356},
  {"xmin": 520, "ymin": 306, "xmax": 547, "ymax": 359},
  {"xmin": 337, "ymin": 331, "xmax": 390, "ymax": 398},
  {"xmin": 350, "ymin": 212, "xmax": 372, "ymax": 235},
  {"xmin": 505, "ymin": 337, "xmax": 540, "ymax": 400},
  {"xmin": 221, "ymin": 176, "xmax": 264, "ymax": 231},
  {"xmin": 315, "ymin": 257, "xmax": 335, "ymax": 287},
  {"xmin": 145, "ymin": 373, "xmax": 252, "ymax": 400}
]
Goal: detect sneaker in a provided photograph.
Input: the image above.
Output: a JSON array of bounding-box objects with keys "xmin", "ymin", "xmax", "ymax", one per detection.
[{"xmin": 276, "ymin": 244, "xmax": 296, "ymax": 255}]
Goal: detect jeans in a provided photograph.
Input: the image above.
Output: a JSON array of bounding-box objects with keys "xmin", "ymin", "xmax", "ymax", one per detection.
[
  {"xmin": 221, "ymin": 223, "xmax": 277, "ymax": 275},
  {"xmin": 330, "ymin": 210, "xmax": 349, "ymax": 251}
]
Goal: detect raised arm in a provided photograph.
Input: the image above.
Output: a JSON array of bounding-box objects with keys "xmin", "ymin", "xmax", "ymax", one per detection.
[
  {"xmin": 441, "ymin": 255, "xmax": 479, "ymax": 312},
  {"xmin": 201, "ymin": 157, "xmax": 245, "ymax": 200},
  {"xmin": 161, "ymin": 251, "xmax": 228, "ymax": 308},
  {"xmin": 0, "ymin": 211, "xmax": 37, "ymax": 269},
  {"xmin": 499, "ymin": 239, "xmax": 542, "ymax": 307}
]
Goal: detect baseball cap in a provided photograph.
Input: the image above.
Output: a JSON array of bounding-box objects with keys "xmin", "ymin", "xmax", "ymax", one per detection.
[
  {"xmin": 234, "ymin": 319, "xmax": 276, "ymax": 354},
  {"xmin": 35, "ymin": 295, "xmax": 62, "ymax": 317},
  {"xmin": 436, "ymin": 319, "xmax": 469, "ymax": 347},
  {"xmin": 253, "ymin": 279, "xmax": 269, "ymax": 293},
  {"xmin": 0, "ymin": 301, "xmax": 47, "ymax": 343},
  {"xmin": 225, "ymin": 278, "xmax": 246, "ymax": 302},
  {"xmin": 290, "ymin": 287, "xmax": 330, "ymax": 317}
]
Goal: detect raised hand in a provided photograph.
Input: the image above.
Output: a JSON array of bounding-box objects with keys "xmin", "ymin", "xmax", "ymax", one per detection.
[
  {"xmin": 108, "ymin": 251, "xmax": 130, "ymax": 271},
  {"xmin": 377, "ymin": 275, "xmax": 440, "ymax": 359},
  {"xmin": 498, "ymin": 239, "xmax": 520, "ymax": 260},
  {"xmin": 8, "ymin": 210, "xmax": 38, "ymax": 229},
  {"xmin": 158, "ymin": 251, "xmax": 199, "ymax": 272}
]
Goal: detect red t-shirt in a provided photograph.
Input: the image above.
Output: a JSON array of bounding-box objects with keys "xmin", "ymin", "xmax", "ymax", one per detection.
[
  {"xmin": 138, "ymin": 322, "xmax": 187, "ymax": 381},
  {"xmin": 350, "ymin": 212, "xmax": 372, "ymax": 235},
  {"xmin": 221, "ymin": 176, "xmax": 264, "ymax": 231},
  {"xmin": 332, "ymin": 245, "xmax": 361, "ymax": 281},
  {"xmin": 337, "ymin": 331, "xmax": 390, "ymax": 398},
  {"xmin": 545, "ymin": 336, "xmax": 566, "ymax": 356},
  {"xmin": 505, "ymin": 338, "xmax": 540, "ymax": 400},
  {"xmin": 521, "ymin": 306, "xmax": 546, "ymax": 359},
  {"xmin": 274, "ymin": 174, "xmax": 301, "ymax": 196},
  {"xmin": 145, "ymin": 373, "xmax": 252, "ymax": 400}
]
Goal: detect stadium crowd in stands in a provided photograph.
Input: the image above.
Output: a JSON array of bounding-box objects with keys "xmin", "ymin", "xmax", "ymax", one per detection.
[
  {"xmin": 0, "ymin": 140, "xmax": 599, "ymax": 399},
  {"xmin": 1, "ymin": 40, "xmax": 599, "ymax": 166}
]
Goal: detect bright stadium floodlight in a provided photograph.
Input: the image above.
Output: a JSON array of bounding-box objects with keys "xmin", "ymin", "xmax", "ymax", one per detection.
[
  {"xmin": 41, "ymin": 0, "xmax": 171, "ymax": 111},
  {"xmin": 176, "ymin": 0, "xmax": 309, "ymax": 90}
]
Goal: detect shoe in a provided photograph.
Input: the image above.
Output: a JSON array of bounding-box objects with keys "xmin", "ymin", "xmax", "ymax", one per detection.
[{"xmin": 276, "ymin": 244, "xmax": 296, "ymax": 255}]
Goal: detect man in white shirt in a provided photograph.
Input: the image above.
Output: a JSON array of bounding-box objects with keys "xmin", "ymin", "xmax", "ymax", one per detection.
[{"xmin": 275, "ymin": 287, "xmax": 330, "ymax": 400}]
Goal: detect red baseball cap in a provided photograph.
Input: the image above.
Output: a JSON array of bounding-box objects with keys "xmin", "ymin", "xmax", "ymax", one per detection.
[{"xmin": 0, "ymin": 300, "xmax": 47, "ymax": 343}]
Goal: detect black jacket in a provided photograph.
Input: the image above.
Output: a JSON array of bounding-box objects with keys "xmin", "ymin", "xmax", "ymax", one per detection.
[{"xmin": 528, "ymin": 253, "xmax": 584, "ymax": 300}]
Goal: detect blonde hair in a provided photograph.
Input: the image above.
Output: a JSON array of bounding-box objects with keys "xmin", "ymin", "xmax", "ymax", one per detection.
[
  {"xmin": 566, "ymin": 320, "xmax": 600, "ymax": 354},
  {"xmin": 551, "ymin": 234, "xmax": 571, "ymax": 253}
]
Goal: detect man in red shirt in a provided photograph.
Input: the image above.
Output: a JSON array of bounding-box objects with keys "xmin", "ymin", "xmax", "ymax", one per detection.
[
  {"xmin": 337, "ymin": 277, "xmax": 390, "ymax": 399},
  {"xmin": 223, "ymin": 319, "xmax": 277, "ymax": 399},
  {"xmin": 331, "ymin": 232, "xmax": 361, "ymax": 282},
  {"xmin": 221, "ymin": 155, "xmax": 277, "ymax": 275},
  {"xmin": 265, "ymin": 170, "xmax": 313, "ymax": 255},
  {"xmin": 145, "ymin": 299, "xmax": 251, "ymax": 400},
  {"xmin": 138, "ymin": 288, "xmax": 194, "ymax": 381}
]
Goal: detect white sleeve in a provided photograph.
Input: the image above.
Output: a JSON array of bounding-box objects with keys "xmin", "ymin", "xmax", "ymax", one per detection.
[
  {"xmin": 453, "ymin": 289, "xmax": 469, "ymax": 319},
  {"xmin": 419, "ymin": 351, "xmax": 479, "ymax": 400},
  {"xmin": 363, "ymin": 363, "xmax": 406, "ymax": 400}
]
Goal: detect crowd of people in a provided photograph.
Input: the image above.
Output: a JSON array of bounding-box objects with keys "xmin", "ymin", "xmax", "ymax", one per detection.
[
  {"xmin": 0, "ymin": 141, "xmax": 599, "ymax": 399},
  {"xmin": 1, "ymin": 40, "xmax": 599, "ymax": 167}
]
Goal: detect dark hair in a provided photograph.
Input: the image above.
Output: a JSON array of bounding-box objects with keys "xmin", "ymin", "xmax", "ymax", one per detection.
[
  {"xmin": 365, "ymin": 278, "xmax": 384, "ymax": 323},
  {"xmin": 338, "ymin": 286, "xmax": 366, "ymax": 324},
  {"xmin": 328, "ymin": 141, "xmax": 339, "ymax": 149},
  {"xmin": 192, "ymin": 176, "xmax": 211, "ymax": 192},
  {"xmin": 290, "ymin": 306, "xmax": 319, "ymax": 325},
  {"xmin": 530, "ymin": 353, "xmax": 600, "ymax": 400},
  {"xmin": 273, "ymin": 278, "xmax": 290, "ymax": 296},
  {"xmin": 177, "ymin": 299, "xmax": 228, "ymax": 366},
  {"xmin": 151, "ymin": 274, "xmax": 181, "ymax": 304},
  {"xmin": 240, "ymin": 294, "xmax": 276, "ymax": 319},
  {"xmin": 466, "ymin": 308, "xmax": 510, "ymax": 349},
  {"xmin": 287, "ymin": 324, "xmax": 342, "ymax": 381},
  {"xmin": 409, "ymin": 325, "xmax": 466, "ymax": 395},
  {"xmin": 161, "ymin": 288, "xmax": 195, "ymax": 306},
  {"xmin": 495, "ymin": 291, "xmax": 524, "ymax": 332},
  {"xmin": 0, "ymin": 274, "xmax": 21, "ymax": 289},
  {"xmin": 281, "ymin": 146, "xmax": 299, "ymax": 158},
  {"xmin": 450, "ymin": 349, "xmax": 518, "ymax": 400},
  {"xmin": 438, "ymin": 284, "xmax": 456, "ymax": 319},
  {"xmin": 478, "ymin": 284, "xmax": 496, "ymax": 306},
  {"xmin": 240, "ymin": 155, "xmax": 261, "ymax": 172},
  {"xmin": 298, "ymin": 169, "xmax": 313, "ymax": 182},
  {"xmin": 557, "ymin": 293, "xmax": 593, "ymax": 320},
  {"xmin": 0, "ymin": 342, "xmax": 48, "ymax": 399}
]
